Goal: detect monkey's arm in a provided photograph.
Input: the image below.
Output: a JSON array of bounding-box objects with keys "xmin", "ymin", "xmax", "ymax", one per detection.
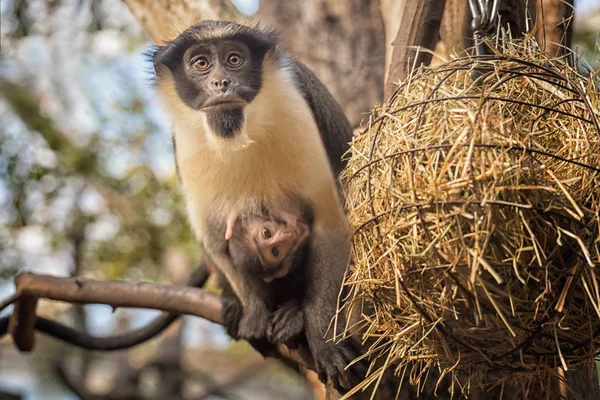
[{"xmin": 292, "ymin": 60, "xmax": 353, "ymax": 177}]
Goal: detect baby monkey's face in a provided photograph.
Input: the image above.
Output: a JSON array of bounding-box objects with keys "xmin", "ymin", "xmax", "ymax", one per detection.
[
  {"xmin": 255, "ymin": 221, "xmax": 298, "ymax": 263},
  {"xmin": 248, "ymin": 218, "xmax": 307, "ymax": 282}
]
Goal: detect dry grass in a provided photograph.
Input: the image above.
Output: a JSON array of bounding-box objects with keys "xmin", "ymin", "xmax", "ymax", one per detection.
[{"xmin": 341, "ymin": 38, "xmax": 600, "ymax": 398}]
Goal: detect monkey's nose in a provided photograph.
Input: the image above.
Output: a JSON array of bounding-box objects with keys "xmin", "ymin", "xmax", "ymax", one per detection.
[{"xmin": 212, "ymin": 78, "xmax": 231, "ymax": 89}]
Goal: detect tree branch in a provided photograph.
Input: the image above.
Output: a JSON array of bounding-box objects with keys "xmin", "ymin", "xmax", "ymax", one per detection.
[
  {"xmin": 0, "ymin": 271, "xmax": 314, "ymax": 372},
  {"xmin": 9, "ymin": 294, "xmax": 38, "ymax": 351},
  {"xmin": 12, "ymin": 272, "xmax": 223, "ymax": 323}
]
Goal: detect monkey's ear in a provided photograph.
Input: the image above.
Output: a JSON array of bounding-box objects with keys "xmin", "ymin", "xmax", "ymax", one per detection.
[{"xmin": 151, "ymin": 43, "xmax": 179, "ymax": 76}]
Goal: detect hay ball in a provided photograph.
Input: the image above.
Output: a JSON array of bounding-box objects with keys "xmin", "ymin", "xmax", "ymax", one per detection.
[{"xmin": 342, "ymin": 42, "xmax": 600, "ymax": 389}]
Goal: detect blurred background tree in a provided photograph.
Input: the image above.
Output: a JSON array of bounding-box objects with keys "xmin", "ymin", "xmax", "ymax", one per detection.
[
  {"xmin": 0, "ymin": 1, "xmax": 313, "ymax": 399},
  {"xmin": 0, "ymin": 0, "xmax": 598, "ymax": 399}
]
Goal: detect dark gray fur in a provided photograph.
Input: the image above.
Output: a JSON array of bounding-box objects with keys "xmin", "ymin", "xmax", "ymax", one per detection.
[
  {"xmin": 291, "ymin": 60, "xmax": 353, "ymax": 177},
  {"xmin": 152, "ymin": 21, "xmax": 362, "ymax": 392}
]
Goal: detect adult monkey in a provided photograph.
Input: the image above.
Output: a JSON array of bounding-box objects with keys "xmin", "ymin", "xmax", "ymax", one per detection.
[{"xmin": 152, "ymin": 21, "xmax": 357, "ymax": 390}]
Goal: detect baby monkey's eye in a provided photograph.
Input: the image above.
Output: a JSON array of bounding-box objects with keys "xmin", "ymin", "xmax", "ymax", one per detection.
[
  {"xmin": 227, "ymin": 53, "xmax": 243, "ymax": 66},
  {"xmin": 262, "ymin": 228, "xmax": 272, "ymax": 238},
  {"xmin": 271, "ymin": 247, "xmax": 279, "ymax": 257},
  {"xmin": 192, "ymin": 56, "xmax": 210, "ymax": 70}
]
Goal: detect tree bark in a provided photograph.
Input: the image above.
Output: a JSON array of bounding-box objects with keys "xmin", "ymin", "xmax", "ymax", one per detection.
[
  {"xmin": 256, "ymin": 0, "xmax": 386, "ymax": 127},
  {"xmin": 384, "ymin": 0, "xmax": 447, "ymax": 100},
  {"xmin": 379, "ymin": 0, "xmax": 406, "ymax": 84},
  {"xmin": 439, "ymin": 0, "xmax": 469, "ymax": 56},
  {"xmin": 122, "ymin": 0, "xmax": 239, "ymax": 43}
]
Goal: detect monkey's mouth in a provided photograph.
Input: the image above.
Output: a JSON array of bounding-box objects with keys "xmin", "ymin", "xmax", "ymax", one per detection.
[{"xmin": 202, "ymin": 96, "xmax": 246, "ymax": 109}]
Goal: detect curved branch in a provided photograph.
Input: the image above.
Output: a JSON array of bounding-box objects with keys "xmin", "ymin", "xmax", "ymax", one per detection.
[
  {"xmin": 0, "ymin": 293, "xmax": 19, "ymax": 312},
  {"xmin": 0, "ymin": 271, "xmax": 315, "ymax": 373},
  {"xmin": 12, "ymin": 272, "xmax": 223, "ymax": 323},
  {"xmin": 1, "ymin": 271, "xmax": 222, "ymax": 352},
  {"xmin": 37, "ymin": 263, "xmax": 211, "ymax": 350},
  {"xmin": 0, "ymin": 262, "xmax": 211, "ymax": 351}
]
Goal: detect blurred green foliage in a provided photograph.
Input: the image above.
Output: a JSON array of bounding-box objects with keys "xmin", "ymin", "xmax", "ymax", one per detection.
[{"xmin": 0, "ymin": 0, "xmax": 200, "ymax": 283}]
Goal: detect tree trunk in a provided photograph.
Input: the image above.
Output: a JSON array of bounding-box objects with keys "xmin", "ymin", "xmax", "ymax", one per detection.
[
  {"xmin": 439, "ymin": 0, "xmax": 469, "ymax": 56},
  {"xmin": 256, "ymin": 0, "xmax": 385, "ymax": 127},
  {"xmin": 122, "ymin": 0, "xmax": 239, "ymax": 42},
  {"xmin": 384, "ymin": 0, "xmax": 447, "ymax": 100},
  {"xmin": 535, "ymin": 0, "xmax": 575, "ymax": 57},
  {"xmin": 379, "ymin": 0, "xmax": 406, "ymax": 85}
]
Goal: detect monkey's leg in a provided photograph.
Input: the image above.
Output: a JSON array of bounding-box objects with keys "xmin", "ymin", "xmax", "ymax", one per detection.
[
  {"xmin": 218, "ymin": 276, "xmax": 278, "ymax": 358},
  {"xmin": 208, "ymin": 251, "xmax": 273, "ymax": 340},
  {"xmin": 302, "ymin": 230, "xmax": 366, "ymax": 393}
]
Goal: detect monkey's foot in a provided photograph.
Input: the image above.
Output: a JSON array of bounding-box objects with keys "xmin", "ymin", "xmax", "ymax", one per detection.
[
  {"xmin": 311, "ymin": 338, "xmax": 367, "ymax": 394},
  {"xmin": 237, "ymin": 304, "xmax": 270, "ymax": 339},
  {"xmin": 268, "ymin": 301, "xmax": 304, "ymax": 348}
]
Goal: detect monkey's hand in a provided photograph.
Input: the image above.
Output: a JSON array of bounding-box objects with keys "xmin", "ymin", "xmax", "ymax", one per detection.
[
  {"xmin": 237, "ymin": 301, "xmax": 270, "ymax": 339},
  {"xmin": 310, "ymin": 336, "xmax": 366, "ymax": 394},
  {"xmin": 268, "ymin": 300, "xmax": 304, "ymax": 348},
  {"xmin": 221, "ymin": 296, "xmax": 244, "ymax": 339},
  {"xmin": 225, "ymin": 212, "xmax": 238, "ymax": 240}
]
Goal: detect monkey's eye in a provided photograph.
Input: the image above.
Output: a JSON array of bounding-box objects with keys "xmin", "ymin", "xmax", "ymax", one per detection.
[
  {"xmin": 227, "ymin": 53, "xmax": 243, "ymax": 67},
  {"xmin": 271, "ymin": 247, "xmax": 279, "ymax": 257},
  {"xmin": 192, "ymin": 56, "xmax": 210, "ymax": 71},
  {"xmin": 262, "ymin": 228, "xmax": 272, "ymax": 239}
]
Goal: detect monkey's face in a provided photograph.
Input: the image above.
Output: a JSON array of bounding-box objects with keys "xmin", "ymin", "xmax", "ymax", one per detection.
[
  {"xmin": 256, "ymin": 221, "xmax": 298, "ymax": 265},
  {"xmin": 247, "ymin": 219, "xmax": 307, "ymax": 283},
  {"xmin": 153, "ymin": 22, "xmax": 276, "ymax": 140}
]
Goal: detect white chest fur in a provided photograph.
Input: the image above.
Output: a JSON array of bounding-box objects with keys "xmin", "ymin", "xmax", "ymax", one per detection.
[{"xmin": 160, "ymin": 59, "xmax": 346, "ymax": 241}]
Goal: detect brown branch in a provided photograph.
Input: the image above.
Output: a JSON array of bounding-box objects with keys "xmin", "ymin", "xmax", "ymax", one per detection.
[
  {"xmin": 2, "ymin": 271, "xmax": 314, "ymax": 372},
  {"xmin": 9, "ymin": 294, "xmax": 38, "ymax": 351},
  {"xmin": 13, "ymin": 272, "xmax": 223, "ymax": 323},
  {"xmin": 0, "ymin": 292, "xmax": 19, "ymax": 312}
]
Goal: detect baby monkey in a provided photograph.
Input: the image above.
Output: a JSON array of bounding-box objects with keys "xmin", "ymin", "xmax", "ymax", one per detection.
[{"xmin": 225, "ymin": 209, "xmax": 310, "ymax": 283}]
